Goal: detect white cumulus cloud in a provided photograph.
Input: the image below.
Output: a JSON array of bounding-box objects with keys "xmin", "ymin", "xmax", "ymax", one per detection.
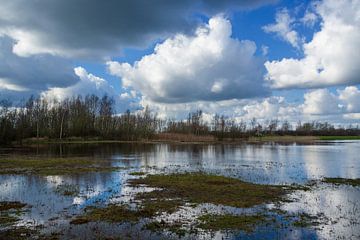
[
  {"xmin": 108, "ymin": 16, "xmax": 268, "ymax": 103},
  {"xmin": 41, "ymin": 67, "xmax": 139, "ymax": 112},
  {"xmin": 302, "ymin": 86, "xmax": 360, "ymax": 116},
  {"xmin": 263, "ymin": 8, "xmax": 303, "ymax": 49},
  {"xmin": 265, "ymin": 0, "xmax": 360, "ymax": 89}
]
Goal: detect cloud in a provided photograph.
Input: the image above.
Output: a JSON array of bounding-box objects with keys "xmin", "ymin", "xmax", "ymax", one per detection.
[
  {"xmin": 0, "ymin": 0, "xmax": 275, "ymax": 58},
  {"xmin": 41, "ymin": 67, "xmax": 140, "ymax": 112},
  {"xmin": 108, "ymin": 16, "xmax": 268, "ymax": 103},
  {"xmin": 263, "ymin": 8, "xmax": 303, "ymax": 49},
  {"xmin": 139, "ymin": 95, "xmax": 300, "ymax": 124},
  {"xmin": 265, "ymin": 0, "xmax": 360, "ymax": 89},
  {"xmin": 301, "ymin": 10, "xmax": 318, "ymax": 27},
  {"xmin": 302, "ymin": 86, "xmax": 360, "ymax": 116},
  {"xmin": 139, "ymin": 85, "xmax": 360, "ymax": 125},
  {"xmin": 338, "ymin": 86, "xmax": 360, "ymax": 113},
  {"xmin": 302, "ymin": 89, "xmax": 342, "ymax": 115},
  {"xmin": 0, "ymin": 36, "xmax": 78, "ymax": 102}
]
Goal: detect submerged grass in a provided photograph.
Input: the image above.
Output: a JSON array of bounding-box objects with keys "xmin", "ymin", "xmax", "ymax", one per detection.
[
  {"xmin": 129, "ymin": 171, "xmax": 146, "ymax": 176},
  {"xmin": 323, "ymin": 177, "xmax": 360, "ymax": 187},
  {"xmin": 129, "ymin": 173, "xmax": 287, "ymax": 208},
  {"xmin": 71, "ymin": 173, "xmax": 288, "ymax": 226},
  {"xmin": 70, "ymin": 205, "xmax": 142, "ymax": 224},
  {"xmin": 0, "ymin": 201, "xmax": 27, "ymax": 211},
  {"xmin": 0, "ymin": 157, "xmax": 124, "ymax": 175},
  {"xmin": 197, "ymin": 214, "xmax": 267, "ymax": 232},
  {"xmin": 0, "ymin": 201, "xmax": 28, "ymax": 227},
  {"xmin": 71, "ymin": 198, "xmax": 182, "ymax": 225},
  {"xmin": 54, "ymin": 184, "xmax": 80, "ymax": 196},
  {"xmin": 144, "ymin": 220, "xmax": 188, "ymax": 237},
  {"xmin": 0, "ymin": 226, "xmax": 39, "ymax": 240},
  {"xmin": 292, "ymin": 212, "xmax": 324, "ymax": 228}
]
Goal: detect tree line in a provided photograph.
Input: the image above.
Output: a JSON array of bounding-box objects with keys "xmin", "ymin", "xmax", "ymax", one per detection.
[{"xmin": 0, "ymin": 95, "xmax": 359, "ymax": 145}]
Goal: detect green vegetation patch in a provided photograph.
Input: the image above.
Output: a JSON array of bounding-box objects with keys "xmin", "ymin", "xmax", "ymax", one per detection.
[
  {"xmin": 0, "ymin": 212, "xmax": 19, "ymax": 226},
  {"xmin": 0, "ymin": 226, "xmax": 39, "ymax": 240},
  {"xmin": 319, "ymin": 136, "xmax": 360, "ymax": 140},
  {"xmin": 129, "ymin": 173, "xmax": 287, "ymax": 208},
  {"xmin": 248, "ymin": 135, "xmax": 319, "ymax": 143},
  {"xmin": 0, "ymin": 157, "xmax": 124, "ymax": 175},
  {"xmin": 0, "ymin": 201, "xmax": 28, "ymax": 227},
  {"xmin": 55, "ymin": 184, "xmax": 80, "ymax": 196},
  {"xmin": 292, "ymin": 212, "xmax": 324, "ymax": 228},
  {"xmin": 71, "ymin": 204, "xmax": 142, "ymax": 224},
  {"xmin": 0, "ymin": 201, "xmax": 27, "ymax": 211},
  {"xmin": 129, "ymin": 171, "xmax": 146, "ymax": 176},
  {"xmin": 197, "ymin": 214, "xmax": 267, "ymax": 232},
  {"xmin": 323, "ymin": 177, "xmax": 360, "ymax": 187},
  {"xmin": 71, "ymin": 198, "xmax": 182, "ymax": 224},
  {"xmin": 144, "ymin": 220, "xmax": 188, "ymax": 237}
]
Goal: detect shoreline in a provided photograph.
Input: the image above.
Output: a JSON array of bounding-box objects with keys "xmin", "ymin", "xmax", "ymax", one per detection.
[{"xmin": 5, "ymin": 135, "xmax": 360, "ymax": 147}]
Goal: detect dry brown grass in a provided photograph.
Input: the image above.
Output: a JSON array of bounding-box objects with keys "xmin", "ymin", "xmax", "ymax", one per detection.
[{"xmin": 154, "ymin": 133, "xmax": 215, "ymax": 142}]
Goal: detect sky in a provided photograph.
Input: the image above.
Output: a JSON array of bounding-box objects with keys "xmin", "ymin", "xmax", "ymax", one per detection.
[{"xmin": 0, "ymin": 0, "xmax": 360, "ymax": 125}]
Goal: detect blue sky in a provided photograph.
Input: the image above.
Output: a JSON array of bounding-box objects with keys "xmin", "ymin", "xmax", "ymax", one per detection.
[{"xmin": 0, "ymin": 0, "xmax": 360, "ymax": 125}]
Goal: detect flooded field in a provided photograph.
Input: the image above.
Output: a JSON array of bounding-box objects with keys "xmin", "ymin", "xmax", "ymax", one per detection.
[{"xmin": 0, "ymin": 141, "xmax": 359, "ymax": 239}]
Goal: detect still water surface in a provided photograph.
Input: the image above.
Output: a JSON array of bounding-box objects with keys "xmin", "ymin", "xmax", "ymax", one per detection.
[{"xmin": 0, "ymin": 141, "xmax": 359, "ymax": 239}]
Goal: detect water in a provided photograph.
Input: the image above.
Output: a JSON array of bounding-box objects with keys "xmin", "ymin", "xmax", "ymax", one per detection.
[{"xmin": 1, "ymin": 141, "xmax": 360, "ymax": 239}]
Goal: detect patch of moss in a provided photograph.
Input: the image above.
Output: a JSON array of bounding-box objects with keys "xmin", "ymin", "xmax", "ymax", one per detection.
[
  {"xmin": 55, "ymin": 184, "xmax": 80, "ymax": 196},
  {"xmin": 0, "ymin": 201, "xmax": 27, "ymax": 211},
  {"xmin": 129, "ymin": 173, "xmax": 287, "ymax": 208},
  {"xmin": 72, "ymin": 198, "xmax": 182, "ymax": 224},
  {"xmin": 144, "ymin": 220, "xmax": 187, "ymax": 237},
  {"xmin": 0, "ymin": 201, "xmax": 28, "ymax": 227},
  {"xmin": 71, "ymin": 204, "xmax": 142, "ymax": 224},
  {"xmin": 0, "ymin": 157, "xmax": 124, "ymax": 175},
  {"xmin": 292, "ymin": 212, "xmax": 322, "ymax": 228},
  {"xmin": 0, "ymin": 212, "xmax": 19, "ymax": 226},
  {"xmin": 197, "ymin": 214, "xmax": 267, "ymax": 232},
  {"xmin": 129, "ymin": 171, "xmax": 146, "ymax": 176},
  {"xmin": 0, "ymin": 226, "xmax": 39, "ymax": 240},
  {"xmin": 139, "ymin": 199, "xmax": 182, "ymax": 216},
  {"xmin": 69, "ymin": 217, "xmax": 90, "ymax": 225},
  {"xmin": 323, "ymin": 177, "xmax": 360, "ymax": 187}
]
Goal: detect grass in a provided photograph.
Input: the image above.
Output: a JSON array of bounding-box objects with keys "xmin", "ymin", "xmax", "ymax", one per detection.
[
  {"xmin": 0, "ymin": 201, "xmax": 27, "ymax": 211},
  {"xmin": 129, "ymin": 171, "xmax": 146, "ymax": 176},
  {"xmin": 54, "ymin": 184, "xmax": 80, "ymax": 196},
  {"xmin": 248, "ymin": 135, "xmax": 319, "ymax": 143},
  {"xmin": 323, "ymin": 177, "xmax": 360, "ymax": 186},
  {"xmin": 144, "ymin": 220, "xmax": 188, "ymax": 237},
  {"xmin": 197, "ymin": 214, "xmax": 267, "ymax": 232},
  {"xmin": 0, "ymin": 156, "xmax": 124, "ymax": 175},
  {"xmin": 319, "ymin": 136, "xmax": 360, "ymax": 140},
  {"xmin": 0, "ymin": 201, "xmax": 28, "ymax": 227},
  {"xmin": 129, "ymin": 173, "xmax": 287, "ymax": 208},
  {"xmin": 292, "ymin": 212, "xmax": 323, "ymax": 228},
  {"xmin": 0, "ymin": 226, "xmax": 39, "ymax": 240},
  {"xmin": 71, "ymin": 198, "xmax": 182, "ymax": 225},
  {"xmin": 70, "ymin": 204, "xmax": 142, "ymax": 224},
  {"xmin": 71, "ymin": 173, "xmax": 288, "ymax": 227}
]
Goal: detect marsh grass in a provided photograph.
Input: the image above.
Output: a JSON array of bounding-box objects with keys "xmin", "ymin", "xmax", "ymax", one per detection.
[
  {"xmin": 55, "ymin": 184, "xmax": 80, "ymax": 196},
  {"xmin": 71, "ymin": 173, "xmax": 289, "ymax": 229},
  {"xmin": 0, "ymin": 157, "xmax": 124, "ymax": 175},
  {"xmin": 197, "ymin": 214, "xmax": 267, "ymax": 232},
  {"xmin": 129, "ymin": 171, "xmax": 146, "ymax": 176},
  {"xmin": 0, "ymin": 201, "xmax": 28, "ymax": 227},
  {"xmin": 319, "ymin": 136, "xmax": 360, "ymax": 140},
  {"xmin": 70, "ymin": 205, "xmax": 142, "ymax": 224},
  {"xmin": 323, "ymin": 177, "xmax": 360, "ymax": 187},
  {"xmin": 129, "ymin": 173, "xmax": 287, "ymax": 208},
  {"xmin": 144, "ymin": 220, "xmax": 188, "ymax": 237}
]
